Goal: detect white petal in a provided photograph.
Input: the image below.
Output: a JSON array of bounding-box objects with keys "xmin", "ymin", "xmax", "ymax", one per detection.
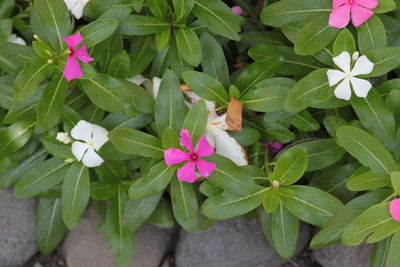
[
  {"xmin": 206, "ymin": 127, "xmax": 248, "ymax": 166},
  {"xmin": 334, "ymin": 78, "xmax": 352, "ymax": 101},
  {"xmin": 65, "ymin": 0, "xmax": 89, "ymax": 19},
  {"xmin": 127, "ymin": 74, "xmax": 147, "ymax": 85},
  {"xmin": 92, "ymin": 124, "xmax": 109, "ymax": 150},
  {"xmin": 326, "ymin": 70, "xmax": 346, "ymax": 86},
  {"xmin": 184, "ymin": 91, "xmax": 217, "ymax": 112},
  {"xmin": 71, "ymin": 120, "xmax": 93, "ymax": 142},
  {"xmin": 7, "ymin": 34, "xmax": 26, "ymax": 45},
  {"xmin": 350, "ymin": 77, "xmax": 372, "ymax": 98},
  {"xmin": 332, "ymin": 51, "xmax": 351, "ymax": 74},
  {"xmin": 208, "ymin": 113, "xmax": 229, "ymax": 130},
  {"xmin": 82, "ymin": 147, "xmax": 104, "ymax": 168},
  {"xmin": 152, "ymin": 77, "xmax": 162, "ymax": 98},
  {"xmin": 72, "ymin": 141, "xmax": 89, "ymax": 161},
  {"xmin": 350, "ymin": 55, "xmax": 374, "ymax": 76}
]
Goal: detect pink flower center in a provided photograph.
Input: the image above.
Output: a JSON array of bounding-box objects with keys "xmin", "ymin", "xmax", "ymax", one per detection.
[
  {"xmin": 348, "ymin": 0, "xmax": 355, "ymax": 4},
  {"xmin": 68, "ymin": 47, "xmax": 75, "ymax": 57},
  {"xmin": 190, "ymin": 153, "xmax": 198, "ymax": 161}
]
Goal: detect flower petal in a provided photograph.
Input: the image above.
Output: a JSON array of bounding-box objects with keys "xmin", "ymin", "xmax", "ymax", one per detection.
[
  {"xmin": 333, "ymin": 0, "xmax": 348, "ymax": 8},
  {"xmin": 71, "ymin": 120, "xmax": 93, "ymax": 142},
  {"xmin": 92, "ymin": 124, "xmax": 109, "ymax": 150},
  {"xmin": 351, "ymin": 4, "xmax": 374, "ymax": 27},
  {"xmin": 164, "ymin": 148, "xmax": 191, "ymax": 165},
  {"xmin": 177, "ymin": 161, "xmax": 197, "ymax": 183},
  {"xmin": 63, "ymin": 56, "xmax": 83, "ymax": 81},
  {"xmin": 332, "ymin": 51, "xmax": 351, "ymax": 74},
  {"xmin": 350, "ymin": 77, "xmax": 372, "ymax": 98},
  {"xmin": 195, "ymin": 159, "xmax": 216, "ymax": 177},
  {"xmin": 196, "ymin": 136, "xmax": 215, "ymax": 157},
  {"xmin": 390, "ymin": 198, "xmax": 400, "ymax": 222},
  {"xmin": 61, "ymin": 32, "xmax": 83, "ymax": 49},
  {"xmin": 65, "ymin": 0, "xmax": 90, "ymax": 19},
  {"xmin": 82, "ymin": 147, "xmax": 104, "ymax": 168},
  {"xmin": 127, "ymin": 74, "xmax": 147, "ymax": 85},
  {"xmin": 72, "ymin": 141, "xmax": 89, "ymax": 161},
  {"xmin": 329, "ymin": 4, "xmax": 351, "ymax": 29},
  {"xmin": 179, "ymin": 129, "xmax": 194, "ymax": 153},
  {"xmin": 183, "ymin": 91, "xmax": 217, "ymax": 113},
  {"xmin": 350, "ymin": 55, "xmax": 374, "ymax": 76},
  {"xmin": 356, "ymin": 0, "xmax": 379, "ymax": 9},
  {"xmin": 74, "ymin": 45, "xmax": 94, "ymax": 63},
  {"xmin": 205, "ymin": 126, "xmax": 248, "ymax": 166},
  {"xmin": 231, "ymin": 6, "xmax": 244, "ymax": 16},
  {"xmin": 327, "ymin": 70, "xmax": 347, "ymax": 86},
  {"xmin": 7, "ymin": 34, "xmax": 26, "ymax": 45},
  {"xmin": 334, "ymin": 78, "xmax": 352, "ymax": 101}
]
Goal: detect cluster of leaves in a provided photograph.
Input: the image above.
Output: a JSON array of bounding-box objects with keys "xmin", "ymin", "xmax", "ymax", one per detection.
[{"xmin": 2, "ymin": 0, "xmax": 400, "ymax": 266}]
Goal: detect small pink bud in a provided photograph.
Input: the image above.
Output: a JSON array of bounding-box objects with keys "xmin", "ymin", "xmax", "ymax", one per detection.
[{"xmin": 231, "ymin": 5, "xmax": 244, "ymax": 16}]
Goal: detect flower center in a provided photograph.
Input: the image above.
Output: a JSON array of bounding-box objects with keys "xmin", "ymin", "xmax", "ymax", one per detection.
[
  {"xmin": 190, "ymin": 153, "xmax": 198, "ymax": 161},
  {"xmin": 348, "ymin": 0, "xmax": 355, "ymax": 4},
  {"xmin": 68, "ymin": 47, "xmax": 75, "ymax": 56},
  {"xmin": 88, "ymin": 141, "xmax": 95, "ymax": 147}
]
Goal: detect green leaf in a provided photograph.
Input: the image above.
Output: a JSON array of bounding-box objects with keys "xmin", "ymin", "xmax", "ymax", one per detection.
[
  {"xmin": 122, "ymin": 80, "xmax": 155, "ymax": 114},
  {"xmin": 182, "ymin": 100, "xmax": 208, "ymax": 144},
  {"xmin": 95, "ymin": 161, "xmax": 127, "ymax": 182},
  {"xmin": 109, "ymin": 128, "xmax": 164, "ymax": 158},
  {"xmin": 263, "ymin": 189, "xmax": 281, "ymax": 213},
  {"xmin": 0, "ymin": 0, "xmax": 14, "ymax": 18},
  {"xmin": 36, "ymin": 198, "xmax": 67, "ymax": 254},
  {"xmin": 235, "ymin": 57, "xmax": 283, "ymax": 94},
  {"xmin": 374, "ymin": 0, "xmax": 396, "ymax": 13},
  {"xmin": 107, "ymin": 50, "xmax": 130, "ymax": 78},
  {"xmin": 183, "ymin": 71, "xmax": 229, "ymax": 105},
  {"xmin": 284, "ymin": 69, "xmax": 330, "ymax": 112},
  {"xmin": 260, "ymin": 0, "xmax": 331, "ymax": 27},
  {"xmin": 37, "ymin": 74, "xmax": 68, "ymax": 130},
  {"xmin": 294, "ymin": 14, "xmax": 339, "ymax": 56},
  {"xmin": 128, "ymin": 161, "xmax": 175, "ymax": 199},
  {"xmin": 241, "ymin": 85, "xmax": 289, "ymax": 112},
  {"xmin": 80, "ymin": 19, "xmax": 119, "ymax": 48},
  {"xmin": 155, "ymin": 28, "xmax": 171, "ymax": 51},
  {"xmin": 31, "ymin": 0, "xmax": 71, "ymax": 52},
  {"xmin": 202, "ymin": 187, "xmax": 268, "ymax": 220},
  {"xmin": 291, "ymin": 110, "xmax": 320, "ymax": 132},
  {"xmin": 192, "ymin": 0, "xmax": 242, "ymax": 40},
  {"xmin": 173, "ymin": 0, "xmax": 194, "ymax": 21},
  {"xmin": 260, "ymin": 204, "xmax": 299, "ymax": 258},
  {"xmin": 370, "ymin": 237, "xmax": 391, "ymax": 267},
  {"xmin": 122, "ymin": 193, "xmax": 162, "ymax": 232},
  {"xmin": 147, "ymin": 0, "xmax": 168, "ymax": 18},
  {"xmin": 342, "ymin": 202, "xmax": 400, "ymax": 245},
  {"xmin": 357, "ymin": 15, "xmax": 386, "ymax": 54},
  {"xmin": 391, "ymin": 171, "xmax": 400, "ymax": 194},
  {"xmin": 155, "ymin": 69, "xmax": 187, "ymax": 135},
  {"xmin": 14, "ymin": 158, "xmax": 69, "ymax": 198},
  {"xmin": 275, "ymin": 147, "xmax": 308, "ymax": 185},
  {"xmin": 207, "ymin": 154, "xmax": 261, "ymax": 196},
  {"xmin": 161, "ymin": 127, "xmax": 179, "ymax": 149},
  {"xmin": 281, "ymin": 185, "xmax": 344, "ymax": 227},
  {"xmin": 365, "ymin": 47, "xmax": 400, "ymax": 77},
  {"xmin": 61, "ymin": 163, "xmax": 90, "ymax": 229},
  {"xmin": 121, "ymin": 15, "xmax": 170, "ymax": 35},
  {"xmin": 128, "ymin": 36, "xmax": 157, "ymax": 77},
  {"xmin": 385, "ymin": 232, "xmax": 400, "ymax": 267},
  {"xmin": 200, "ymin": 32, "xmax": 230, "ymax": 88},
  {"xmin": 333, "ymin": 28, "xmax": 356, "ymax": 56},
  {"xmin": 0, "ymin": 121, "xmax": 36, "ymax": 158},
  {"xmin": 176, "ymin": 27, "xmax": 202, "ymax": 67},
  {"xmin": 148, "ymin": 197, "xmax": 174, "ymax": 229},
  {"xmin": 90, "ymin": 181, "xmax": 118, "ymax": 200},
  {"xmin": 346, "ymin": 169, "xmax": 385, "ymax": 191},
  {"xmin": 14, "ymin": 58, "xmax": 53, "ymax": 101},
  {"xmin": 170, "ymin": 178, "xmax": 199, "ymax": 232},
  {"xmin": 336, "ymin": 126, "xmax": 399, "ymax": 186},
  {"xmin": 0, "ymin": 41, "xmax": 34, "ymax": 75},
  {"xmin": 310, "ymin": 189, "xmax": 391, "ymax": 248}
]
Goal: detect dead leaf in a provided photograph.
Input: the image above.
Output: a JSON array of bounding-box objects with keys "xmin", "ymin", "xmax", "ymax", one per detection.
[{"xmin": 226, "ymin": 97, "xmax": 242, "ymax": 131}]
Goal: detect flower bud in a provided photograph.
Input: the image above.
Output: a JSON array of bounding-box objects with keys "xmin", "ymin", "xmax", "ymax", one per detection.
[
  {"xmin": 56, "ymin": 132, "xmax": 72, "ymax": 144},
  {"xmin": 33, "ymin": 34, "xmax": 40, "ymax": 41},
  {"xmin": 352, "ymin": 51, "xmax": 359, "ymax": 61},
  {"xmin": 272, "ymin": 180, "xmax": 280, "ymax": 188}
]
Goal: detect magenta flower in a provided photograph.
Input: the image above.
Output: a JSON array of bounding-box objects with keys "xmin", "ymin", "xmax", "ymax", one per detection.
[
  {"xmin": 61, "ymin": 32, "xmax": 94, "ymax": 81},
  {"xmin": 390, "ymin": 198, "xmax": 400, "ymax": 222},
  {"xmin": 231, "ymin": 5, "xmax": 244, "ymax": 16},
  {"xmin": 164, "ymin": 129, "xmax": 217, "ymax": 183},
  {"xmin": 329, "ymin": 0, "xmax": 378, "ymax": 28},
  {"xmin": 264, "ymin": 141, "xmax": 283, "ymax": 154}
]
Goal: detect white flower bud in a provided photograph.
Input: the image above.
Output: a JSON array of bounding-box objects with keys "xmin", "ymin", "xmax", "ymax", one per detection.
[
  {"xmin": 56, "ymin": 132, "xmax": 72, "ymax": 144},
  {"xmin": 272, "ymin": 180, "xmax": 280, "ymax": 188},
  {"xmin": 352, "ymin": 51, "xmax": 359, "ymax": 61}
]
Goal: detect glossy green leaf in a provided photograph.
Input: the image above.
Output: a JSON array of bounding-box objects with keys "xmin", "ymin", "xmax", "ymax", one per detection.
[
  {"xmin": 241, "ymin": 85, "xmax": 289, "ymax": 112},
  {"xmin": 0, "ymin": 121, "xmax": 36, "ymax": 158},
  {"xmin": 333, "ymin": 28, "xmax": 356, "ymax": 56},
  {"xmin": 275, "ymin": 147, "xmax": 308, "ymax": 185},
  {"xmin": 176, "ymin": 27, "xmax": 202, "ymax": 67},
  {"xmin": 80, "ymin": 19, "xmax": 119, "ymax": 48},
  {"xmin": 121, "ymin": 15, "xmax": 170, "ymax": 35},
  {"xmin": 173, "ymin": 0, "xmax": 194, "ymax": 21},
  {"xmin": 357, "ymin": 15, "xmax": 386, "ymax": 54},
  {"xmin": 182, "ymin": 100, "xmax": 208, "ymax": 144}
]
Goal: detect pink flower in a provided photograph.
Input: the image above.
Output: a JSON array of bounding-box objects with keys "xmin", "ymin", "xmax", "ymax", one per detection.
[
  {"xmin": 390, "ymin": 198, "xmax": 400, "ymax": 222},
  {"xmin": 61, "ymin": 32, "xmax": 94, "ymax": 81},
  {"xmin": 164, "ymin": 129, "xmax": 217, "ymax": 183},
  {"xmin": 264, "ymin": 141, "xmax": 283, "ymax": 154},
  {"xmin": 329, "ymin": 0, "xmax": 378, "ymax": 28},
  {"xmin": 231, "ymin": 5, "xmax": 244, "ymax": 16}
]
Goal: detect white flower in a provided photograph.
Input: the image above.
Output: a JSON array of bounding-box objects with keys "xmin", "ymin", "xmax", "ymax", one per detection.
[
  {"xmin": 71, "ymin": 120, "xmax": 109, "ymax": 168},
  {"xmin": 327, "ymin": 51, "xmax": 374, "ymax": 101},
  {"xmin": 7, "ymin": 34, "xmax": 26, "ymax": 45},
  {"xmin": 64, "ymin": 0, "xmax": 90, "ymax": 19},
  {"xmin": 56, "ymin": 132, "xmax": 72, "ymax": 144}
]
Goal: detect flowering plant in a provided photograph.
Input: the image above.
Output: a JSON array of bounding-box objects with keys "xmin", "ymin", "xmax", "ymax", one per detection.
[{"xmin": 2, "ymin": 0, "xmax": 400, "ymax": 266}]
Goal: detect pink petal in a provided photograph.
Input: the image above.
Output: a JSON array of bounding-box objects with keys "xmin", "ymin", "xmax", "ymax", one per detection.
[
  {"xmin": 389, "ymin": 198, "xmax": 400, "ymax": 222},
  {"xmin": 177, "ymin": 161, "xmax": 197, "ymax": 183},
  {"xmin": 351, "ymin": 4, "xmax": 374, "ymax": 27},
  {"xmin": 61, "ymin": 32, "xmax": 83, "ymax": 49},
  {"xmin": 231, "ymin": 6, "xmax": 244, "ymax": 16},
  {"xmin": 179, "ymin": 129, "xmax": 194, "ymax": 153},
  {"xmin": 195, "ymin": 159, "xmax": 216, "ymax": 178},
  {"xmin": 333, "ymin": 0, "xmax": 348, "ymax": 8},
  {"xmin": 196, "ymin": 136, "xmax": 215, "ymax": 157},
  {"xmin": 64, "ymin": 56, "xmax": 83, "ymax": 81},
  {"xmin": 164, "ymin": 148, "xmax": 191, "ymax": 165},
  {"xmin": 355, "ymin": 0, "xmax": 379, "ymax": 9},
  {"xmin": 74, "ymin": 45, "xmax": 94, "ymax": 63},
  {"xmin": 329, "ymin": 4, "xmax": 351, "ymax": 28}
]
